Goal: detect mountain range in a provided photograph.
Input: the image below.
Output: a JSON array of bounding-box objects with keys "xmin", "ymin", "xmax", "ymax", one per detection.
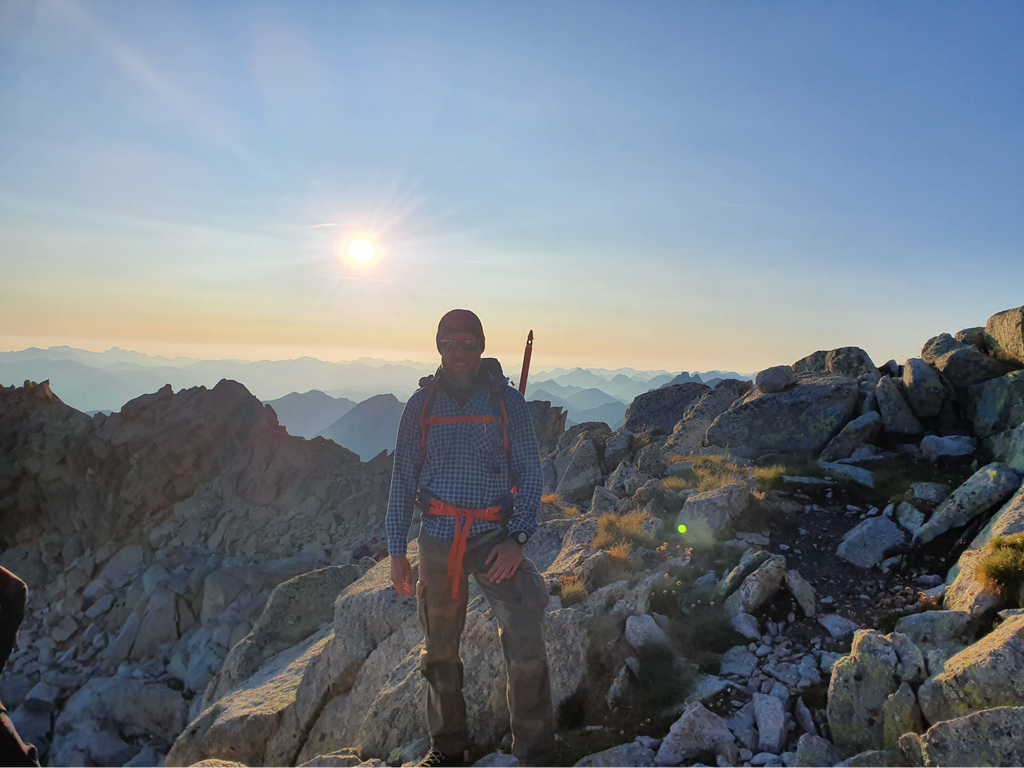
[{"xmin": 0, "ymin": 346, "xmax": 752, "ymax": 443}]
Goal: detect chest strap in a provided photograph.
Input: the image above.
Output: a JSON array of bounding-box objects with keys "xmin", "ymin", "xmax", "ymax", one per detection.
[{"xmin": 427, "ymin": 498, "xmax": 505, "ymax": 599}]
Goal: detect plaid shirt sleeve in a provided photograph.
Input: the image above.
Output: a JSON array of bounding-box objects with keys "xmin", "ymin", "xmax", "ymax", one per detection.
[
  {"xmin": 504, "ymin": 387, "xmax": 543, "ymax": 539},
  {"xmin": 385, "ymin": 390, "xmax": 425, "ymax": 557}
]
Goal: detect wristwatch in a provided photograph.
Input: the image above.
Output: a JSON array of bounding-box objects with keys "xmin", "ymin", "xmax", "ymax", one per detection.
[{"xmin": 511, "ymin": 530, "xmax": 529, "ymax": 546}]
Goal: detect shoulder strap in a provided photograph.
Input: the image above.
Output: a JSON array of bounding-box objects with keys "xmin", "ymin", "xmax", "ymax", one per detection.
[
  {"xmin": 488, "ymin": 381, "xmax": 514, "ymax": 481},
  {"xmin": 419, "ymin": 377, "xmax": 439, "ymax": 458}
]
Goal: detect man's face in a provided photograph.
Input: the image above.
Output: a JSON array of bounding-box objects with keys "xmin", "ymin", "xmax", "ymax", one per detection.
[{"xmin": 440, "ymin": 331, "xmax": 483, "ymax": 388}]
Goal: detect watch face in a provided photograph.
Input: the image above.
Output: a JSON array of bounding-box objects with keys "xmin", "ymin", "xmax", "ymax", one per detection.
[{"xmin": 515, "ymin": 531, "xmax": 528, "ymax": 545}]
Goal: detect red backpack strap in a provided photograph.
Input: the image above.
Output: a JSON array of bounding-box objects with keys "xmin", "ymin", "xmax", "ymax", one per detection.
[
  {"xmin": 419, "ymin": 377, "xmax": 439, "ymax": 459},
  {"xmin": 488, "ymin": 382, "xmax": 514, "ymax": 483}
]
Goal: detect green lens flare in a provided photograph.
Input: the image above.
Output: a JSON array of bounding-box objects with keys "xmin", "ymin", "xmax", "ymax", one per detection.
[{"xmin": 677, "ymin": 524, "xmax": 687, "ymax": 534}]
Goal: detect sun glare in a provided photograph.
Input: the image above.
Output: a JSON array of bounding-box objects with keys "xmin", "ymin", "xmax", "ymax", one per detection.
[
  {"xmin": 335, "ymin": 234, "xmax": 381, "ymax": 270},
  {"xmin": 349, "ymin": 239, "xmax": 375, "ymax": 263}
]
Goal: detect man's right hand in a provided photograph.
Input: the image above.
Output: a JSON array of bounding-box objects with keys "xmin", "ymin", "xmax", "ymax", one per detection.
[{"xmin": 390, "ymin": 555, "xmax": 414, "ymax": 596}]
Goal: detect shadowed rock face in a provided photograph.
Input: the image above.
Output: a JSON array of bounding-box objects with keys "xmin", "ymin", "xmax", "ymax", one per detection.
[
  {"xmin": 623, "ymin": 382, "xmax": 709, "ymax": 434},
  {"xmin": 985, "ymin": 305, "xmax": 1024, "ymax": 367},
  {"xmin": 705, "ymin": 373, "xmax": 859, "ymax": 459}
]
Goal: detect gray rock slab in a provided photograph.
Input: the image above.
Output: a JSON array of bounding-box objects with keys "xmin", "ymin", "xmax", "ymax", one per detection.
[
  {"xmin": 917, "ymin": 462, "xmax": 1020, "ymax": 543},
  {"xmin": 837, "ymin": 517, "xmax": 906, "ymax": 569},
  {"xmin": 875, "ymin": 377, "xmax": 923, "ymax": 435},
  {"xmin": 818, "ymin": 411, "xmax": 882, "ymax": 463}
]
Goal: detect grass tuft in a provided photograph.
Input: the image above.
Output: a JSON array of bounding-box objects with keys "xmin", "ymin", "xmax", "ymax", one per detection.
[
  {"xmin": 558, "ymin": 575, "xmax": 587, "ymax": 607},
  {"xmin": 663, "ymin": 476, "xmax": 693, "ymax": 492},
  {"xmin": 561, "ymin": 505, "xmax": 581, "ymax": 519},
  {"xmin": 751, "ymin": 464, "xmax": 786, "ymax": 487},
  {"xmin": 592, "ymin": 510, "xmax": 658, "ymax": 551},
  {"xmin": 978, "ymin": 533, "xmax": 1024, "ymax": 604},
  {"xmin": 541, "ymin": 492, "xmax": 563, "ymax": 504}
]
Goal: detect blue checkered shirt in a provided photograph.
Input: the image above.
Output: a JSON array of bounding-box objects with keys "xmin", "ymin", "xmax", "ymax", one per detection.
[{"xmin": 386, "ymin": 375, "xmax": 542, "ymax": 557}]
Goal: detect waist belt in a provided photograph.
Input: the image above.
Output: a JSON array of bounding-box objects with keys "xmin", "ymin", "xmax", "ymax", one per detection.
[{"xmin": 426, "ymin": 497, "xmax": 505, "ymax": 599}]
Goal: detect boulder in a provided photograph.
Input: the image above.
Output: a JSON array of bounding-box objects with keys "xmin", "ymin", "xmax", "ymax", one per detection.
[
  {"xmin": 967, "ymin": 370, "xmax": 1024, "ymax": 438},
  {"xmin": 208, "ymin": 565, "xmax": 365, "ymax": 704},
  {"xmin": 827, "ymin": 347, "xmax": 877, "ymax": 378},
  {"xmin": 720, "ymin": 646, "xmax": 758, "ymax": 678},
  {"xmin": 920, "ymin": 434, "xmax": 975, "ymax": 462},
  {"xmin": 967, "ymin": 483, "xmax": 1024, "ymax": 551},
  {"xmin": 201, "ymin": 571, "xmax": 247, "ymax": 626},
  {"xmin": 827, "ymin": 630, "xmax": 925, "ymax": 755},
  {"xmin": 555, "ymin": 433, "xmax": 603, "ymax": 501},
  {"xmin": 920, "ymin": 334, "xmax": 1008, "ymax": 392},
  {"xmin": 624, "ymin": 382, "xmax": 710, "ymax": 434},
  {"xmin": 818, "ymin": 412, "xmax": 882, "ymax": 463},
  {"xmin": 945, "ymin": 548, "xmax": 1003, "ymax": 615},
  {"xmin": 602, "ymin": 430, "xmax": 631, "ymax": 472},
  {"xmin": 675, "ymin": 485, "xmax": 751, "ymax": 539},
  {"xmin": 836, "ymin": 518, "xmax": 906, "ymax": 569},
  {"xmin": 55, "ymin": 676, "xmax": 186, "ymax": 753},
  {"xmin": 755, "ymin": 366, "xmax": 797, "ymax": 394},
  {"xmin": 835, "ymin": 749, "xmax": 904, "ymax": 767},
  {"xmin": 989, "ymin": 424, "xmax": 1024, "ymax": 473},
  {"xmin": 910, "ymin": 482, "xmax": 951, "ymax": 504},
  {"xmin": 893, "ymin": 610, "xmax": 977, "ymax": 676},
  {"xmin": 604, "ymin": 461, "xmax": 650, "ymax": 499},
  {"xmin": 895, "ymin": 503, "xmax": 925, "ymax": 538},
  {"xmin": 956, "ymin": 326, "xmax": 994, "ymax": 351},
  {"xmin": 784, "ymin": 570, "xmax": 816, "ymax": 617},
  {"xmin": 723, "ymin": 555, "xmax": 786, "ymax": 618},
  {"xmin": 916, "ymin": 615, "xmax": 1024, "ymax": 724},
  {"xmin": 902, "ymin": 359, "xmax": 945, "ymax": 419},
  {"xmin": 753, "ymin": 693, "xmax": 786, "ymax": 754},
  {"xmin": 98, "ymin": 544, "xmax": 146, "ymax": 590},
  {"xmin": 916, "ymin": 463, "xmax": 1021, "ymax": 543},
  {"xmin": 706, "ymin": 373, "xmax": 860, "ymax": 459},
  {"xmin": 821, "ymin": 462, "xmax": 874, "ymax": 489},
  {"xmin": 792, "ymin": 351, "xmax": 829, "ymax": 374},
  {"xmin": 624, "ymin": 614, "xmax": 671, "ymax": 652},
  {"xmin": 526, "ymin": 400, "xmax": 566, "ymax": 455},
  {"xmin": 881, "ymin": 682, "xmax": 924, "ymax": 751},
  {"xmin": 166, "ymin": 631, "xmax": 331, "ymax": 767},
  {"xmin": 875, "ymin": 377, "xmax": 923, "ymax": 435},
  {"xmin": 985, "ymin": 304, "xmax": 1024, "ymax": 366},
  {"xmin": 589, "ymin": 486, "xmax": 620, "ymax": 517},
  {"xmin": 655, "ymin": 702, "xmax": 735, "ymax": 766},
  {"xmin": 714, "ymin": 550, "xmax": 771, "ymax": 603},
  {"xmin": 634, "ymin": 443, "xmax": 666, "ymax": 477},
  {"xmin": 793, "ymin": 734, "xmax": 841, "ymax": 767},
  {"xmin": 899, "ymin": 706, "xmax": 1024, "ymax": 767},
  {"xmin": 576, "ymin": 742, "xmax": 656, "ymax": 767},
  {"xmin": 131, "ymin": 586, "xmax": 180, "ymax": 660}
]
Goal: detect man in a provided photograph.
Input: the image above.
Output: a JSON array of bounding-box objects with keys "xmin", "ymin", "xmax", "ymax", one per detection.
[
  {"xmin": 0, "ymin": 566, "xmax": 40, "ymax": 767},
  {"xmin": 387, "ymin": 309, "xmax": 554, "ymax": 768}
]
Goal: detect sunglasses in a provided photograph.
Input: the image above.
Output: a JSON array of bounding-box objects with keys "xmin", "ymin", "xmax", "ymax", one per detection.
[{"xmin": 439, "ymin": 338, "xmax": 482, "ymax": 353}]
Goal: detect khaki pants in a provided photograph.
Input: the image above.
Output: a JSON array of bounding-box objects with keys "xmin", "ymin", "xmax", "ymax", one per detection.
[{"xmin": 417, "ymin": 527, "xmax": 555, "ymax": 764}]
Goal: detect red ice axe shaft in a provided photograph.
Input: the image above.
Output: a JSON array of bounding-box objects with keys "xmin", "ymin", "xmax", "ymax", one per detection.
[{"xmin": 518, "ymin": 330, "xmax": 534, "ymax": 396}]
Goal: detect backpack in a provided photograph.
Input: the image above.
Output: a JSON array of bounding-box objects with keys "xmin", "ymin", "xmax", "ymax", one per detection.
[{"xmin": 416, "ymin": 358, "xmax": 514, "ymax": 479}]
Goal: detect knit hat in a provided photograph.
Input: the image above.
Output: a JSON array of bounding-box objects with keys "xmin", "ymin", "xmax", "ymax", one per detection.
[{"xmin": 436, "ymin": 309, "xmax": 485, "ymax": 353}]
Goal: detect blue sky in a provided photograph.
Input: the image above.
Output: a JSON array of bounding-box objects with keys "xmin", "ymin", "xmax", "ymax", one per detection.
[{"xmin": 1, "ymin": 1, "xmax": 1022, "ymax": 371}]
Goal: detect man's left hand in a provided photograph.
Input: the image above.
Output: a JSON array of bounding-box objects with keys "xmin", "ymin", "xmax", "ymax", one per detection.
[{"xmin": 485, "ymin": 538, "xmax": 525, "ymax": 583}]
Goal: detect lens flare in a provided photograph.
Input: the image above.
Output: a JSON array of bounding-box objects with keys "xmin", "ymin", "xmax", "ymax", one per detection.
[{"xmin": 677, "ymin": 524, "xmax": 687, "ymax": 534}]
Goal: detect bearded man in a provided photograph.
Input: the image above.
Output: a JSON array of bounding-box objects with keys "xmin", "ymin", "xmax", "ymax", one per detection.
[{"xmin": 386, "ymin": 309, "xmax": 553, "ymax": 767}]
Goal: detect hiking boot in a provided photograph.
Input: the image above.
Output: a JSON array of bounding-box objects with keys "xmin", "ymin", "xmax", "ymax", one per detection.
[{"xmin": 417, "ymin": 747, "xmax": 463, "ymax": 767}]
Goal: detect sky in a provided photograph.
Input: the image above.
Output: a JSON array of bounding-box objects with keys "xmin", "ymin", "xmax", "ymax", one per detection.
[{"xmin": 1, "ymin": 1, "xmax": 1022, "ymax": 372}]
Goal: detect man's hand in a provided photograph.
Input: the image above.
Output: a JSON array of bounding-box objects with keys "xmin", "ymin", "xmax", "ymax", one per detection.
[
  {"xmin": 390, "ymin": 555, "xmax": 414, "ymax": 596},
  {"xmin": 485, "ymin": 539, "xmax": 525, "ymax": 584}
]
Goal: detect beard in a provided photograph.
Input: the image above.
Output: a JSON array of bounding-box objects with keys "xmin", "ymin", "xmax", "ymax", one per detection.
[{"xmin": 440, "ymin": 361, "xmax": 483, "ymax": 404}]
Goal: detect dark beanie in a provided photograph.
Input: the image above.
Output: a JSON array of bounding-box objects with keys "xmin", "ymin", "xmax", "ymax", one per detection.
[{"xmin": 436, "ymin": 309, "xmax": 485, "ymax": 353}]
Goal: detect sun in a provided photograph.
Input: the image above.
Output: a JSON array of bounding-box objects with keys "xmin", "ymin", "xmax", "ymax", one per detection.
[{"xmin": 348, "ymin": 239, "xmax": 375, "ymax": 263}]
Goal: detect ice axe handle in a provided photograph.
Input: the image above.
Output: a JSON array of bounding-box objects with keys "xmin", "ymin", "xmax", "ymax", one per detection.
[{"xmin": 518, "ymin": 330, "xmax": 534, "ymax": 396}]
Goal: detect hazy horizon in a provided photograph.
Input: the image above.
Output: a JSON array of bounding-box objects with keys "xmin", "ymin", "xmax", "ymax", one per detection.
[{"xmin": 2, "ymin": 2, "xmax": 1022, "ymax": 372}]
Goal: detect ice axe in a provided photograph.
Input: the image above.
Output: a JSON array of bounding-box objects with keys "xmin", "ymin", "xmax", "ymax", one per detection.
[{"xmin": 518, "ymin": 330, "xmax": 534, "ymax": 396}]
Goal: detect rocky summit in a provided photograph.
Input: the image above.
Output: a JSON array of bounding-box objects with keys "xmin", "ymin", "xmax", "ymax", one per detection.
[{"xmin": 3, "ymin": 304, "xmax": 1024, "ymax": 768}]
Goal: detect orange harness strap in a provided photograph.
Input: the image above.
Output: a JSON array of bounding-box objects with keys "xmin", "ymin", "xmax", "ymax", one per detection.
[{"xmin": 428, "ymin": 498, "xmax": 504, "ymax": 599}]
